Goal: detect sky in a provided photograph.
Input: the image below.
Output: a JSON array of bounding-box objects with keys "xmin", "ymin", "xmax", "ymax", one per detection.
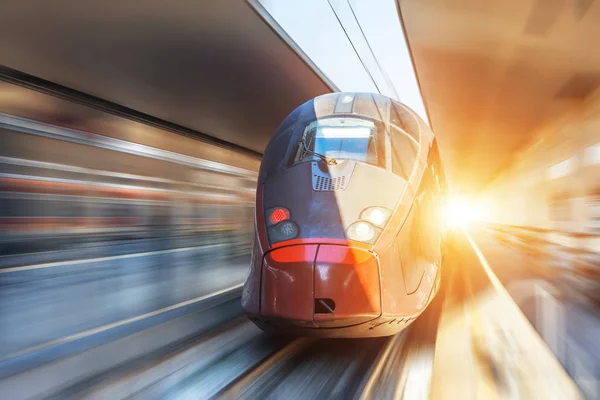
[{"xmin": 258, "ymin": 0, "xmax": 428, "ymax": 124}]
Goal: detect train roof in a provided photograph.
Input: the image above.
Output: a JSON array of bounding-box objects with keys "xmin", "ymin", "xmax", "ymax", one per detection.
[
  {"xmin": 259, "ymin": 92, "xmax": 433, "ymax": 183},
  {"xmin": 272, "ymin": 92, "xmax": 429, "ymax": 143}
]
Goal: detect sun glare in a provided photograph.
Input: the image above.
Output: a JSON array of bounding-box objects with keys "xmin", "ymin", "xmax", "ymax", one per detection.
[{"xmin": 443, "ymin": 196, "xmax": 490, "ymax": 228}]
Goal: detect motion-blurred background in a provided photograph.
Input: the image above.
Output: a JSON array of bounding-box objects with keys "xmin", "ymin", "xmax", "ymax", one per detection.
[{"xmin": 0, "ymin": 0, "xmax": 599, "ymax": 399}]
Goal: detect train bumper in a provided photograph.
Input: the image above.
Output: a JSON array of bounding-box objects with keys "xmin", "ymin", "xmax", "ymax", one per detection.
[{"xmin": 251, "ymin": 244, "xmax": 387, "ymax": 336}]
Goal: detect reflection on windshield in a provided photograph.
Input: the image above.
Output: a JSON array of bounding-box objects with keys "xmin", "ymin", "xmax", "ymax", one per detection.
[{"xmin": 297, "ymin": 118, "xmax": 380, "ymax": 166}]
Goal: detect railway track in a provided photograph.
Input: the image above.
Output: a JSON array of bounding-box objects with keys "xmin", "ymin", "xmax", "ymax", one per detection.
[
  {"xmin": 81, "ymin": 292, "xmax": 441, "ymax": 400},
  {"xmin": 0, "ymin": 285, "xmax": 441, "ymax": 400}
]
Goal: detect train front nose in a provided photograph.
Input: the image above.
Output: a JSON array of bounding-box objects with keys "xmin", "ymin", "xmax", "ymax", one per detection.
[{"xmin": 260, "ymin": 244, "xmax": 381, "ymax": 328}]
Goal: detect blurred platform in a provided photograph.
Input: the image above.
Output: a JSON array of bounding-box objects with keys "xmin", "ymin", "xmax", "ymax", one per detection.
[
  {"xmin": 431, "ymin": 230, "xmax": 582, "ymax": 399},
  {"xmin": 0, "ymin": 226, "xmax": 595, "ymax": 399}
]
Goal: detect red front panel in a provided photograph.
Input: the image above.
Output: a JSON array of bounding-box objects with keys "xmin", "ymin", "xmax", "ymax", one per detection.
[
  {"xmin": 260, "ymin": 245, "xmax": 318, "ymax": 323},
  {"xmin": 313, "ymin": 245, "xmax": 381, "ymax": 327}
]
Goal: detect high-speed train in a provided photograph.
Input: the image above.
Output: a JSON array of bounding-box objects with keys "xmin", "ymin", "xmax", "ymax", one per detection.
[{"xmin": 242, "ymin": 92, "xmax": 447, "ymax": 337}]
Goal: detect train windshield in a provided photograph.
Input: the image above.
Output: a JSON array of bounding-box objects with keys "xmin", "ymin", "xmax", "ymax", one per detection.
[{"xmin": 295, "ymin": 118, "xmax": 383, "ymax": 167}]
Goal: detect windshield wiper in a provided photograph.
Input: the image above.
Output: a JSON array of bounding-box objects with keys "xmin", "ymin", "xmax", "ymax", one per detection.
[{"xmin": 298, "ymin": 139, "xmax": 337, "ymax": 165}]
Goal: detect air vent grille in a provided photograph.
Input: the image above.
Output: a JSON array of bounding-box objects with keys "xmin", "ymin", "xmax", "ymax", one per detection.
[
  {"xmin": 313, "ymin": 175, "xmax": 346, "ymax": 191},
  {"xmin": 311, "ymin": 161, "xmax": 354, "ymax": 191}
]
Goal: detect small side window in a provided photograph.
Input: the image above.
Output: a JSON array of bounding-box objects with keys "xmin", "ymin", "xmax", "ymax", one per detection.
[
  {"xmin": 429, "ymin": 140, "xmax": 445, "ymax": 186},
  {"xmin": 390, "ymin": 128, "xmax": 418, "ymax": 179}
]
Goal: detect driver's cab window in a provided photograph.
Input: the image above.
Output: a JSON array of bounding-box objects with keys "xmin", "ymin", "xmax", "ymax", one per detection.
[{"xmin": 293, "ymin": 117, "xmax": 384, "ymax": 167}]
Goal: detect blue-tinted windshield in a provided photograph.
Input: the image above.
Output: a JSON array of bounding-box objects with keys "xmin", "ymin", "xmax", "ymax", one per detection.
[{"xmin": 295, "ymin": 118, "xmax": 383, "ymax": 167}]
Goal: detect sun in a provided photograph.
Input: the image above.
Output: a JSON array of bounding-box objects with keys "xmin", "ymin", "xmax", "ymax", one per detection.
[{"xmin": 443, "ymin": 196, "xmax": 490, "ymax": 228}]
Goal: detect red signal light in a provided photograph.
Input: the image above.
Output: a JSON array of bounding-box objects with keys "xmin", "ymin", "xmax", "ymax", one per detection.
[{"xmin": 269, "ymin": 207, "xmax": 290, "ymax": 225}]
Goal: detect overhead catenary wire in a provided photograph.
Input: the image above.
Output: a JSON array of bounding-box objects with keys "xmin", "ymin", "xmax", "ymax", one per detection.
[
  {"xmin": 327, "ymin": 0, "xmax": 401, "ymax": 100},
  {"xmin": 326, "ymin": 0, "xmax": 383, "ymax": 95},
  {"xmin": 346, "ymin": 0, "xmax": 401, "ymax": 101}
]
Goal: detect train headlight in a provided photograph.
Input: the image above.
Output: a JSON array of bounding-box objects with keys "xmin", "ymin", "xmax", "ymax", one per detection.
[
  {"xmin": 346, "ymin": 221, "xmax": 378, "ymax": 244},
  {"xmin": 360, "ymin": 207, "xmax": 392, "ymax": 228}
]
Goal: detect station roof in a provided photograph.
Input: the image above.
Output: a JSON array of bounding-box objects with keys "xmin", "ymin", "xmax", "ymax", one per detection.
[
  {"xmin": 0, "ymin": 0, "xmax": 334, "ymax": 155},
  {"xmin": 398, "ymin": 0, "xmax": 600, "ymax": 191}
]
